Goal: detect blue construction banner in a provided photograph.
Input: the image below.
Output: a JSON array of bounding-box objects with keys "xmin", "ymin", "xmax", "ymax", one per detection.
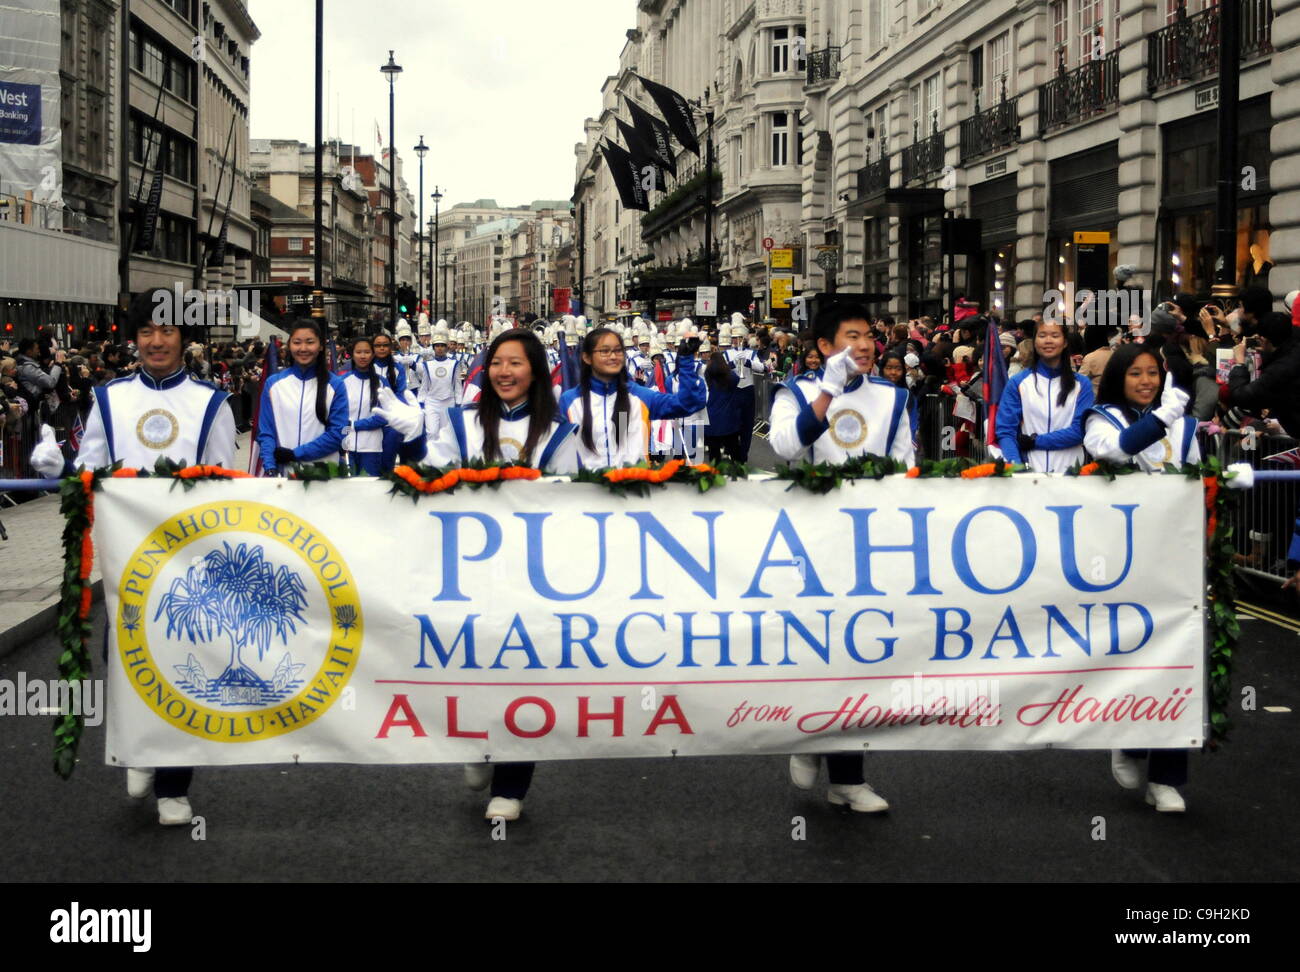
[{"xmin": 0, "ymin": 80, "xmax": 40, "ymax": 144}]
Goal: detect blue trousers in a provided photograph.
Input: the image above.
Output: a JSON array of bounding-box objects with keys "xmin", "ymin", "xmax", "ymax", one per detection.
[
  {"xmin": 491, "ymin": 762, "xmax": 535, "ymax": 800},
  {"xmin": 349, "ymin": 451, "xmax": 383, "ymax": 476}
]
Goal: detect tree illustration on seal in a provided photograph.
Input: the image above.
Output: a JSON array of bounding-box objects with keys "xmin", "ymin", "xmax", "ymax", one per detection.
[{"xmin": 154, "ymin": 542, "xmax": 309, "ymax": 705}]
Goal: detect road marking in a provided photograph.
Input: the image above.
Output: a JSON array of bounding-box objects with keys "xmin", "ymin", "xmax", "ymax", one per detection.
[
  {"xmin": 1236, "ymin": 601, "xmax": 1300, "ymax": 634},
  {"xmin": 1263, "ymin": 706, "xmax": 1291, "ymax": 714}
]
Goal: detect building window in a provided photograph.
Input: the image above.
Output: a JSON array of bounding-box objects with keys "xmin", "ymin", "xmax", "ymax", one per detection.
[
  {"xmin": 988, "ymin": 31, "xmax": 1012, "ymax": 102},
  {"xmin": 288, "ymin": 237, "xmax": 303, "ymax": 251},
  {"xmin": 1051, "ymin": 0, "xmax": 1069, "ymax": 68},
  {"xmin": 868, "ymin": 105, "xmax": 888, "ymax": 160},
  {"xmin": 131, "ymin": 30, "xmax": 166, "ymax": 86},
  {"xmin": 772, "ymin": 26, "xmax": 789, "ymax": 74},
  {"xmin": 87, "ymin": 94, "xmax": 104, "ymax": 169},
  {"xmin": 867, "ymin": 0, "xmax": 884, "ymax": 51},
  {"xmin": 1079, "ymin": 0, "xmax": 1104, "ymax": 61},
  {"xmin": 922, "ymin": 74, "xmax": 941, "ymax": 135},
  {"xmin": 731, "ymin": 134, "xmax": 743, "ymax": 183},
  {"xmin": 771, "ymin": 112, "xmax": 789, "ymax": 167}
]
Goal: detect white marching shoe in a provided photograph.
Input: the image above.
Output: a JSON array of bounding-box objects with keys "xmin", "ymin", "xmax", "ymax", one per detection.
[
  {"xmin": 485, "ymin": 796, "xmax": 522, "ymax": 822},
  {"xmin": 788, "ymin": 754, "xmax": 820, "ymax": 790},
  {"xmin": 1110, "ymin": 750, "xmax": 1143, "ymax": 790},
  {"xmin": 126, "ymin": 768, "xmax": 155, "ymax": 799},
  {"xmin": 827, "ymin": 783, "xmax": 890, "ymax": 813},
  {"xmin": 463, "ymin": 763, "xmax": 492, "ymax": 791},
  {"xmin": 1145, "ymin": 783, "xmax": 1186, "ymax": 813},
  {"xmin": 157, "ymin": 796, "xmax": 193, "ymax": 826}
]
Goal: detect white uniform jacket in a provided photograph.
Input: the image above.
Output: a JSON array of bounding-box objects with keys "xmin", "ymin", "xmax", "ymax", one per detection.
[
  {"xmin": 428, "ymin": 401, "xmax": 579, "ymax": 474},
  {"xmin": 1083, "ymin": 403, "xmax": 1200, "ymax": 471},
  {"xmin": 556, "ymin": 356, "xmax": 707, "ymax": 468},
  {"xmin": 769, "ymin": 371, "xmax": 915, "ymax": 466},
  {"xmin": 76, "ymin": 367, "xmax": 236, "ymax": 470}
]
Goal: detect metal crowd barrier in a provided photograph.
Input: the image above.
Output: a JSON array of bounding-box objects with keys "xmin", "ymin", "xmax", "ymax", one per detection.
[{"xmin": 1210, "ymin": 428, "xmax": 1300, "ymax": 584}]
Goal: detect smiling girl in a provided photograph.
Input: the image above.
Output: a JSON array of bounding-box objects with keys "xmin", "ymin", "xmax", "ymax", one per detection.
[
  {"xmin": 995, "ymin": 320, "xmax": 1094, "ymax": 472},
  {"xmin": 256, "ymin": 320, "xmax": 349, "ymax": 475}
]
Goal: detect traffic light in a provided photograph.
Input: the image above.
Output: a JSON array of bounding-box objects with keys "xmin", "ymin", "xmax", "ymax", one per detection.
[{"xmin": 397, "ymin": 286, "xmax": 417, "ymax": 315}]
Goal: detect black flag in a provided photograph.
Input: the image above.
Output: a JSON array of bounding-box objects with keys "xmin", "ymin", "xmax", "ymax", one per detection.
[
  {"xmin": 626, "ymin": 98, "xmax": 677, "ymax": 175},
  {"xmin": 635, "ymin": 73, "xmax": 699, "ymax": 156},
  {"xmin": 615, "ymin": 119, "xmax": 667, "ymax": 192},
  {"xmin": 135, "ymin": 170, "xmax": 165, "ymax": 252},
  {"xmin": 600, "ymin": 140, "xmax": 650, "ymax": 212}
]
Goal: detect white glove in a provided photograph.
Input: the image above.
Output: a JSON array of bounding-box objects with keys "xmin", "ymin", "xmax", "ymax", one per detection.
[
  {"xmin": 341, "ymin": 423, "xmax": 356, "ymax": 453},
  {"xmin": 373, "ymin": 385, "xmax": 422, "ymax": 440},
  {"xmin": 819, "ymin": 347, "xmax": 858, "ymax": 398},
  {"xmin": 1224, "ymin": 463, "xmax": 1255, "ymax": 490},
  {"xmin": 30, "ymin": 424, "xmax": 65, "ymax": 477},
  {"xmin": 1152, "ymin": 373, "xmax": 1190, "ymax": 427}
]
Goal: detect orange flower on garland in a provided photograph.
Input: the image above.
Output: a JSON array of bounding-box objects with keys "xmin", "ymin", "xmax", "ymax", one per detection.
[
  {"xmin": 905, "ymin": 467, "xmax": 921, "ymax": 479},
  {"xmin": 111, "ymin": 468, "xmax": 141, "ymax": 479},
  {"xmin": 500, "ymin": 466, "xmax": 541, "ymax": 481},
  {"xmin": 1203, "ymin": 475, "xmax": 1219, "ymax": 541},
  {"xmin": 177, "ymin": 464, "xmax": 251, "ymax": 480},
  {"xmin": 959, "ymin": 463, "xmax": 999, "ymax": 480},
  {"xmin": 1079, "ymin": 462, "xmax": 1100, "ymax": 476}
]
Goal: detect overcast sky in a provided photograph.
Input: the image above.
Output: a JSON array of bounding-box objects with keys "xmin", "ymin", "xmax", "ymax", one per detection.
[{"xmin": 247, "ymin": 0, "xmax": 634, "ymax": 210}]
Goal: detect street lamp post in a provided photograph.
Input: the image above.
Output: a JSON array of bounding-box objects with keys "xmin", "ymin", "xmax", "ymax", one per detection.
[
  {"xmin": 431, "ymin": 215, "xmax": 441, "ymax": 315},
  {"xmin": 414, "ymin": 136, "xmax": 427, "ymax": 321},
  {"xmin": 380, "ymin": 51, "xmax": 403, "ymax": 326},
  {"xmin": 431, "ymin": 187, "xmax": 443, "ymax": 322}
]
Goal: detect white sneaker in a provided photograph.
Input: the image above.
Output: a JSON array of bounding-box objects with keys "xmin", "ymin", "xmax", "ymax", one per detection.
[
  {"xmin": 158, "ymin": 796, "xmax": 193, "ymax": 826},
  {"xmin": 1110, "ymin": 750, "xmax": 1143, "ymax": 790},
  {"xmin": 788, "ymin": 754, "xmax": 819, "ymax": 790},
  {"xmin": 827, "ymin": 783, "xmax": 890, "ymax": 813},
  {"xmin": 485, "ymin": 796, "xmax": 521, "ymax": 821},
  {"xmin": 463, "ymin": 763, "xmax": 492, "ymax": 791},
  {"xmin": 1145, "ymin": 783, "xmax": 1186, "ymax": 813},
  {"xmin": 126, "ymin": 768, "xmax": 155, "ymax": 799}
]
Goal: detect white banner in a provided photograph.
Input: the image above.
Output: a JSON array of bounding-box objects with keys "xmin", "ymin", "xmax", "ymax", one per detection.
[
  {"xmin": 0, "ymin": 0, "xmax": 63, "ymax": 225},
  {"xmin": 96, "ymin": 476, "xmax": 1206, "ymax": 767}
]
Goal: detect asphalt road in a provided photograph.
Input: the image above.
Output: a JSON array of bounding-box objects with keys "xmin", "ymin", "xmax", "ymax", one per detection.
[{"xmin": 1, "ymin": 600, "xmax": 1296, "ymax": 883}]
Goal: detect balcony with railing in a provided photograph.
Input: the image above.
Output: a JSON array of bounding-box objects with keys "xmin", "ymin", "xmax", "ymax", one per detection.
[
  {"xmin": 856, "ymin": 156, "xmax": 890, "ymax": 198},
  {"xmin": 1038, "ymin": 50, "xmax": 1119, "ymax": 133},
  {"xmin": 902, "ymin": 127, "xmax": 945, "ymax": 184},
  {"xmin": 959, "ymin": 90, "xmax": 1020, "ymax": 163},
  {"xmin": 1148, "ymin": 0, "xmax": 1273, "ymax": 93},
  {"xmin": 806, "ymin": 46, "xmax": 840, "ymax": 86}
]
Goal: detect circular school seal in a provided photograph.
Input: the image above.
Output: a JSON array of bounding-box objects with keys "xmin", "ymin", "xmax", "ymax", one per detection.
[
  {"xmin": 115, "ymin": 501, "xmax": 363, "ymax": 742},
  {"xmin": 1159, "ymin": 437, "xmax": 1173, "ymax": 463},
  {"xmin": 434, "ymin": 365, "xmax": 449, "ymax": 379},
  {"xmin": 498, "ymin": 437, "xmax": 525, "ymax": 460},
  {"xmin": 136, "ymin": 409, "xmax": 179, "ymax": 450},
  {"xmin": 828, "ymin": 407, "xmax": 869, "ymax": 450}
]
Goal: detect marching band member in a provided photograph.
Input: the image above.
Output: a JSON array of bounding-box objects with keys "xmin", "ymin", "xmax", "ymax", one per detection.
[
  {"xmin": 412, "ymin": 323, "xmax": 459, "ymax": 442},
  {"xmin": 995, "ymin": 320, "xmax": 1094, "ymax": 472},
  {"xmin": 558, "ymin": 327, "xmax": 706, "ymax": 469},
  {"xmin": 724, "ymin": 313, "xmax": 768, "ymax": 463},
  {"xmin": 426, "ymin": 327, "xmax": 579, "ymax": 822},
  {"xmin": 256, "ymin": 319, "xmax": 348, "ymax": 476},
  {"xmin": 393, "ymin": 320, "xmax": 419, "ymax": 384},
  {"xmin": 31, "ymin": 292, "xmax": 236, "ymax": 827},
  {"xmin": 1083, "ymin": 344, "xmax": 1197, "ymax": 813},
  {"xmin": 769, "ymin": 303, "xmax": 914, "ymax": 467},
  {"xmin": 340, "ymin": 336, "xmax": 389, "ymax": 475},
  {"xmin": 769, "ymin": 302, "xmax": 914, "ymax": 812}
]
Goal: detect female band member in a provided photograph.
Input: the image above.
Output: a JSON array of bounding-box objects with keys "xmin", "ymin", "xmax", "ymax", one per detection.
[
  {"xmin": 256, "ymin": 319, "xmax": 348, "ymax": 475},
  {"xmin": 557, "ymin": 327, "xmax": 706, "ymax": 468}
]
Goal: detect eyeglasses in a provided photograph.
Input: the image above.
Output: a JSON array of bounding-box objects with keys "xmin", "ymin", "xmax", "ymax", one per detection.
[{"xmin": 590, "ymin": 348, "xmax": 624, "ymax": 356}]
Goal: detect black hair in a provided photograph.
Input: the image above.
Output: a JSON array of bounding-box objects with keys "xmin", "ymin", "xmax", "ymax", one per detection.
[
  {"xmin": 579, "ymin": 327, "xmax": 631, "ymax": 454},
  {"xmin": 1096, "ymin": 343, "xmax": 1165, "ymax": 420},
  {"xmin": 287, "ymin": 319, "xmax": 330, "ymax": 425},
  {"xmin": 812, "ymin": 303, "xmax": 872, "ymax": 348},
  {"xmin": 371, "ymin": 333, "xmax": 400, "ymax": 392},
  {"xmin": 1240, "ymin": 286, "xmax": 1273, "ymax": 321},
  {"xmin": 17, "ymin": 337, "xmax": 39, "ymax": 358},
  {"xmin": 879, "ymin": 350, "xmax": 907, "ymax": 386},
  {"xmin": 479, "ymin": 328, "xmax": 555, "ymax": 464},
  {"xmin": 799, "ymin": 344, "xmax": 823, "ymax": 373},
  {"xmin": 1027, "ymin": 319, "xmax": 1077, "ymax": 407},
  {"xmin": 705, "ymin": 350, "xmax": 735, "ymax": 389},
  {"xmin": 350, "ymin": 336, "xmax": 379, "ymax": 409}
]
